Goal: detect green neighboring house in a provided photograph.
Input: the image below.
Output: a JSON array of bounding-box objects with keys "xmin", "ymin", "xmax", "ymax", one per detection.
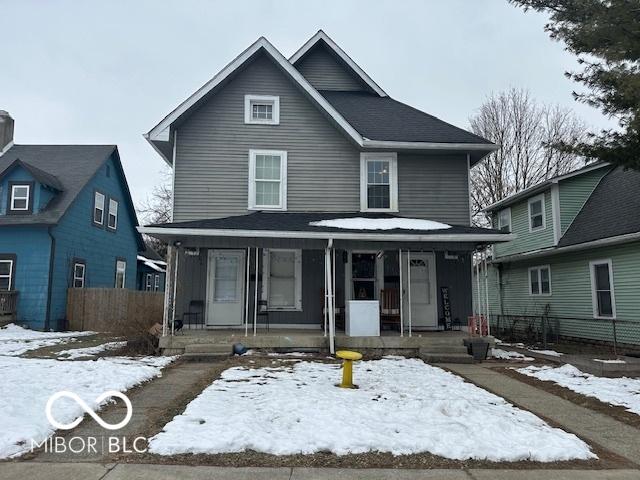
[{"xmin": 479, "ymin": 163, "xmax": 640, "ymax": 346}]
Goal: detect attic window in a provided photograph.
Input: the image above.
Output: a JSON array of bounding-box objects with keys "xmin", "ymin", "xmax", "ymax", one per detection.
[
  {"xmin": 9, "ymin": 184, "xmax": 31, "ymax": 213},
  {"xmin": 108, "ymin": 198, "xmax": 118, "ymax": 230},
  {"xmin": 93, "ymin": 191, "xmax": 105, "ymax": 225},
  {"xmin": 244, "ymin": 95, "xmax": 280, "ymax": 125}
]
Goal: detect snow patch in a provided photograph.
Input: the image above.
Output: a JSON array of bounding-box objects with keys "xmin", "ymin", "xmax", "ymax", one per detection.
[
  {"xmin": 0, "ymin": 324, "xmax": 96, "ymax": 356},
  {"xmin": 593, "ymin": 359, "xmax": 626, "ymax": 364},
  {"xmin": 528, "ymin": 349, "xmax": 563, "ymax": 357},
  {"xmin": 149, "ymin": 357, "xmax": 593, "ymax": 461},
  {"xmin": 57, "ymin": 341, "xmax": 128, "ymax": 360},
  {"xmin": 309, "ymin": 217, "xmax": 451, "ymax": 231},
  {"xmin": 491, "ymin": 348, "xmax": 534, "ymax": 361},
  {"xmin": 517, "ymin": 364, "xmax": 640, "ymax": 416}
]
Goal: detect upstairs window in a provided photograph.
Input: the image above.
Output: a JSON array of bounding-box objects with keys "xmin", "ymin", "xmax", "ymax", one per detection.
[
  {"xmin": 10, "ymin": 184, "xmax": 31, "ymax": 213},
  {"xmin": 528, "ymin": 194, "xmax": 546, "ymax": 232},
  {"xmin": 244, "ymin": 95, "xmax": 280, "ymax": 125},
  {"xmin": 529, "ymin": 265, "xmax": 551, "ymax": 295},
  {"xmin": 0, "ymin": 256, "xmax": 15, "ymax": 291},
  {"xmin": 360, "ymin": 153, "xmax": 398, "ymax": 212},
  {"xmin": 497, "ymin": 208, "xmax": 511, "ymax": 232},
  {"xmin": 94, "ymin": 191, "xmax": 105, "ymax": 225},
  {"xmin": 590, "ymin": 260, "xmax": 616, "ymax": 318},
  {"xmin": 108, "ymin": 198, "xmax": 118, "ymax": 230},
  {"xmin": 248, "ymin": 150, "xmax": 287, "ymax": 210},
  {"xmin": 115, "ymin": 259, "xmax": 126, "ymax": 288},
  {"xmin": 73, "ymin": 261, "xmax": 86, "ymax": 288}
]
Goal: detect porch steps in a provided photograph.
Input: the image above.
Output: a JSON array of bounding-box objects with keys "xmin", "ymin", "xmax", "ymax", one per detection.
[
  {"xmin": 181, "ymin": 343, "xmax": 233, "ymax": 361},
  {"xmin": 418, "ymin": 347, "xmax": 474, "ymax": 364}
]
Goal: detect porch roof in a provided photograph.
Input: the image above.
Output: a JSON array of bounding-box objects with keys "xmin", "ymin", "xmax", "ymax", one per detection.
[{"xmin": 140, "ymin": 212, "xmax": 514, "ymax": 244}]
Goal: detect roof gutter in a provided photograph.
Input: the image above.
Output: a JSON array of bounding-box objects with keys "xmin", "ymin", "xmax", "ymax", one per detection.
[
  {"xmin": 491, "ymin": 231, "xmax": 640, "ymax": 264},
  {"xmin": 362, "ymin": 140, "xmax": 498, "ymax": 152},
  {"xmin": 138, "ymin": 226, "xmax": 515, "ymax": 243},
  {"xmin": 143, "ymin": 132, "xmax": 172, "ymax": 166}
]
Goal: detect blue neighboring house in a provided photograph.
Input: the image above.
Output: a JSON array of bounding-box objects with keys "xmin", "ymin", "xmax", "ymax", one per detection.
[{"xmin": 0, "ymin": 111, "xmax": 145, "ymax": 330}]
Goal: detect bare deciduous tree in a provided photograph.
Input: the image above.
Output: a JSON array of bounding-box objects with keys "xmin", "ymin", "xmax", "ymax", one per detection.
[
  {"xmin": 137, "ymin": 167, "xmax": 172, "ymax": 258},
  {"xmin": 470, "ymin": 88, "xmax": 589, "ymax": 225}
]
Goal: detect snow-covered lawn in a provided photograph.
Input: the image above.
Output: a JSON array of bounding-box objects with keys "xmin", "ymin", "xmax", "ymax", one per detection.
[
  {"xmin": 149, "ymin": 357, "xmax": 593, "ymax": 461},
  {"xmin": 528, "ymin": 349, "xmax": 564, "ymax": 357},
  {"xmin": 57, "ymin": 341, "xmax": 127, "ymax": 359},
  {"xmin": 0, "ymin": 354, "xmax": 174, "ymax": 459},
  {"xmin": 0, "ymin": 324, "xmax": 95, "ymax": 356},
  {"xmin": 491, "ymin": 348, "xmax": 534, "ymax": 361},
  {"xmin": 517, "ymin": 364, "xmax": 640, "ymax": 416}
]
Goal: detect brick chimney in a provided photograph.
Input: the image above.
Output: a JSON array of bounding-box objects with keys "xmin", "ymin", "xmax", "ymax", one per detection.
[{"xmin": 0, "ymin": 110, "xmax": 15, "ymax": 152}]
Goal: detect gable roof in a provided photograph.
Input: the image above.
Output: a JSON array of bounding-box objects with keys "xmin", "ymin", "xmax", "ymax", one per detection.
[
  {"xmin": 289, "ymin": 30, "xmax": 387, "ymax": 97},
  {"xmin": 0, "ymin": 145, "xmax": 145, "ymax": 249},
  {"xmin": 145, "ymin": 35, "xmax": 497, "ymax": 166},
  {"xmin": 558, "ymin": 167, "xmax": 640, "ymax": 247},
  {"xmin": 0, "ymin": 158, "xmax": 64, "ymax": 191}
]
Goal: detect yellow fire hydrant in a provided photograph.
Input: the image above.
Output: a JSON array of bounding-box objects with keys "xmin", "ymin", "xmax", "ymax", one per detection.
[{"xmin": 336, "ymin": 350, "xmax": 363, "ymax": 389}]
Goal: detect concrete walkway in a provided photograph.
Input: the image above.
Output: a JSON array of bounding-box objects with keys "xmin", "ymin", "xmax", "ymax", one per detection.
[
  {"xmin": 443, "ymin": 363, "xmax": 640, "ymax": 466},
  {"xmin": 35, "ymin": 360, "xmax": 217, "ymax": 462},
  {"xmin": 1, "ymin": 463, "xmax": 639, "ymax": 480}
]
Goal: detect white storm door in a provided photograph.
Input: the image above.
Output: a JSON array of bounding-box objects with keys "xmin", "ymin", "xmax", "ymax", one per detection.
[
  {"xmin": 403, "ymin": 252, "xmax": 438, "ymax": 329},
  {"xmin": 206, "ymin": 249, "xmax": 245, "ymax": 326}
]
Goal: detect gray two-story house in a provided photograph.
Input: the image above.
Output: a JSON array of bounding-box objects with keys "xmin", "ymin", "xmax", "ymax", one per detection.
[{"xmin": 141, "ymin": 31, "xmax": 512, "ymax": 352}]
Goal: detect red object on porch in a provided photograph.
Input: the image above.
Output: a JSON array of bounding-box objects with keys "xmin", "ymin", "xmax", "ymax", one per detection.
[{"xmin": 467, "ymin": 315, "xmax": 488, "ymax": 336}]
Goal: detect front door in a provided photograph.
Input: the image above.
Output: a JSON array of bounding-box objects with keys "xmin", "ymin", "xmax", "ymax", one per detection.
[
  {"xmin": 403, "ymin": 252, "xmax": 437, "ymax": 330},
  {"xmin": 206, "ymin": 249, "xmax": 245, "ymax": 326}
]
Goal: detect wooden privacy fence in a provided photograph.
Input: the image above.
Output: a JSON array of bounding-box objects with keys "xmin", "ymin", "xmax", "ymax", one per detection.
[{"xmin": 67, "ymin": 288, "xmax": 164, "ymax": 334}]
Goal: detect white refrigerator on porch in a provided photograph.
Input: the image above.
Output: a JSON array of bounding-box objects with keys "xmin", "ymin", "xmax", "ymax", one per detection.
[{"xmin": 345, "ymin": 300, "xmax": 380, "ymax": 336}]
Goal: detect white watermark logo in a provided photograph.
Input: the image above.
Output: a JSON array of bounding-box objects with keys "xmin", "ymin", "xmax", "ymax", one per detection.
[{"xmin": 45, "ymin": 390, "xmax": 133, "ymax": 430}]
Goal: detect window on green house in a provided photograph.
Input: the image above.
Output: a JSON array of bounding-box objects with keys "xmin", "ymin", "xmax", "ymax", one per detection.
[
  {"xmin": 590, "ymin": 260, "xmax": 615, "ymax": 318},
  {"xmin": 528, "ymin": 194, "xmax": 545, "ymax": 232},
  {"xmin": 497, "ymin": 208, "xmax": 511, "ymax": 232},
  {"xmin": 529, "ymin": 265, "xmax": 551, "ymax": 295}
]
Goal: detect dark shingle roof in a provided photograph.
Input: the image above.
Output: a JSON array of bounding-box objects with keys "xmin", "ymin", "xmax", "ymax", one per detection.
[
  {"xmin": 0, "ymin": 144, "xmax": 116, "ymax": 226},
  {"xmin": 151, "ymin": 211, "xmax": 504, "ymax": 237},
  {"xmin": 319, "ymin": 90, "xmax": 493, "ymax": 146},
  {"xmin": 558, "ymin": 167, "xmax": 640, "ymax": 247},
  {"xmin": 0, "ymin": 159, "xmax": 65, "ymax": 191}
]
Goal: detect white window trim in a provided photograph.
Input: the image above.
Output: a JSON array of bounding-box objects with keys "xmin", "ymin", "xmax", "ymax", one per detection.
[
  {"xmin": 115, "ymin": 260, "xmax": 126, "ymax": 288},
  {"xmin": 154, "ymin": 274, "xmax": 160, "ymax": 291},
  {"xmin": 360, "ymin": 152, "xmax": 398, "ymax": 212},
  {"xmin": 261, "ymin": 248, "xmax": 302, "ymax": 311},
  {"xmin": 0, "ymin": 259, "xmax": 14, "ymax": 291},
  {"xmin": 497, "ymin": 207, "xmax": 511, "ymax": 232},
  {"xmin": 94, "ymin": 192, "xmax": 105, "ymax": 225},
  {"xmin": 528, "ymin": 193, "xmax": 546, "ymax": 232},
  {"xmin": 244, "ymin": 95, "xmax": 280, "ymax": 125},
  {"xmin": 528, "ymin": 265, "xmax": 552, "ymax": 296},
  {"xmin": 73, "ymin": 263, "xmax": 86, "ymax": 288},
  {"xmin": 10, "ymin": 184, "xmax": 30, "ymax": 211},
  {"xmin": 248, "ymin": 149, "xmax": 287, "ymax": 211},
  {"xmin": 108, "ymin": 198, "xmax": 118, "ymax": 230},
  {"xmin": 590, "ymin": 259, "xmax": 617, "ymax": 319},
  {"xmin": 145, "ymin": 273, "xmax": 153, "ymax": 291}
]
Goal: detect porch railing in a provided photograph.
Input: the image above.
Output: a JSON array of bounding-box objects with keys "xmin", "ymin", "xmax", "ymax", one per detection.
[{"xmin": 0, "ymin": 291, "xmax": 18, "ymax": 316}]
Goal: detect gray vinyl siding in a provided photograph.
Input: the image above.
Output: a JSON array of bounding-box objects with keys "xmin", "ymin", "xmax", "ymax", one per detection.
[
  {"xmin": 294, "ymin": 45, "xmax": 369, "ymax": 92},
  {"xmin": 398, "ymin": 153, "xmax": 470, "ymax": 225},
  {"xmin": 173, "ymin": 52, "xmax": 361, "ymax": 222}
]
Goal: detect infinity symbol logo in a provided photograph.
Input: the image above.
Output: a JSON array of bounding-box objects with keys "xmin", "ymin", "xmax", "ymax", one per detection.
[{"xmin": 45, "ymin": 390, "xmax": 133, "ymax": 431}]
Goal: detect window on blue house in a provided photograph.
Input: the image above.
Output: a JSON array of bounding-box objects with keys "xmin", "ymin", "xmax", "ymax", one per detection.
[
  {"xmin": 154, "ymin": 274, "xmax": 160, "ymax": 291},
  {"xmin": 73, "ymin": 262, "xmax": 86, "ymax": 288},
  {"xmin": 10, "ymin": 184, "xmax": 31, "ymax": 213},
  {"xmin": 94, "ymin": 192, "xmax": 105, "ymax": 225},
  {"xmin": 0, "ymin": 257, "xmax": 15, "ymax": 291},
  {"xmin": 145, "ymin": 273, "xmax": 153, "ymax": 291},
  {"xmin": 115, "ymin": 259, "xmax": 126, "ymax": 288},
  {"xmin": 108, "ymin": 199, "xmax": 118, "ymax": 230}
]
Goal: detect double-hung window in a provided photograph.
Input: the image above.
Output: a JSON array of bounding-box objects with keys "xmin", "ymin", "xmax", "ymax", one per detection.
[
  {"xmin": 145, "ymin": 273, "xmax": 153, "ymax": 291},
  {"xmin": 262, "ymin": 249, "xmax": 302, "ymax": 310},
  {"xmin": 528, "ymin": 194, "xmax": 546, "ymax": 231},
  {"xmin": 360, "ymin": 153, "xmax": 398, "ymax": 211},
  {"xmin": 115, "ymin": 259, "xmax": 126, "ymax": 288},
  {"xmin": 248, "ymin": 150, "xmax": 287, "ymax": 210},
  {"xmin": 154, "ymin": 274, "xmax": 160, "ymax": 291},
  {"xmin": 94, "ymin": 191, "xmax": 105, "ymax": 225},
  {"xmin": 529, "ymin": 265, "xmax": 551, "ymax": 296},
  {"xmin": 497, "ymin": 208, "xmax": 511, "ymax": 232},
  {"xmin": 0, "ymin": 257, "xmax": 14, "ymax": 291},
  {"xmin": 108, "ymin": 198, "xmax": 118, "ymax": 230},
  {"xmin": 590, "ymin": 260, "xmax": 616, "ymax": 318},
  {"xmin": 244, "ymin": 95, "xmax": 280, "ymax": 125},
  {"xmin": 10, "ymin": 184, "xmax": 31, "ymax": 213},
  {"xmin": 73, "ymin": 262, "xmax": 86, "ymax": 288}
]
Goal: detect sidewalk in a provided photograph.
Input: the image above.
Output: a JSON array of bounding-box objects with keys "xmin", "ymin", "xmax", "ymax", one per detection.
[
  {"xmin": 443, "ymin": 363, "xmax": 640, "ymax": 466},
  {"xmin": 1, "ymin": 463, "xmax": 639, "ymax": 480}
]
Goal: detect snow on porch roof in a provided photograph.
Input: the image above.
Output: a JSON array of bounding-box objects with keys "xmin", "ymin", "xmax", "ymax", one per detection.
[{"xmin": 140, "ymin": 212, "xmax": 514, "ymax": 243}]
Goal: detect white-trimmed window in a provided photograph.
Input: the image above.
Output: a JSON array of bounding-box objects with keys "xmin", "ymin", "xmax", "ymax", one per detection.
[
  {"xmin": 360, "ymin": 152, "xmax": 398, "ymax": 212},
  {"xmin": 262, "ymin": 249, "xmax": 302, "ymax": 310},
  {"xmin": 248, "ymin": 149, "xmax": 287, "ymax": 210},
  {"xmin": 528, "ymin": 194, "xmax": 546, "ymax": 232},
  {"xmin": 115, "ymin": 259, "xmax": 126, "ymax": 288},
  {"xmin": 108, "ymin": 198, "xmax": 118, "ymax": 230},
  {"xmin": 73, "ymin": 262, "xmax": 86, "ymax": 288},
  {"xmin": 10, "ymin": 184, "xmax": 30, "ymax": 212},
  {"xmin": 529, "ymin": 265, "xmax": 551, "ymax": 296},
  {"xmin": 94, "ymin": 191, "xmax": 105, "ymax": 225},
  {"xmin": 0, "ymin": 258, "xmax": 14, "ymax": 291},
  {"xmin": 244, "ymin": 95, "xmax": 280, "ymax": 125},
  {"xmin": 590, "ymin": 260, "xmax": 616, "ymax": 319},
  {"xmin": 497, "ymin": 208, "xmax": 511, "ymax": 232},
  {"xmin": 154, "ymin": 274, "xmax": 160, "ymax": 291}
]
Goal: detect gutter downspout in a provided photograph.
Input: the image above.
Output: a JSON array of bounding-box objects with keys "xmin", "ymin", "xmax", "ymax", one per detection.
[{"xmin": 45, "ymin": 227, "xmax": 56, "ymax": 331}]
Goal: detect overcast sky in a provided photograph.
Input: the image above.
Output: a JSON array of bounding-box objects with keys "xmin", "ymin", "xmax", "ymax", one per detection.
[{"xmin": 2, "ymin": 0, "xmax": 613, "ymax": 214}]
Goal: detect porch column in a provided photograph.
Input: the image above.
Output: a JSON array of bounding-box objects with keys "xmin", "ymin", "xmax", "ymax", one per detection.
[
  {"xmin": 161, "ymin": 246, "xmax": 174, "ymax": 337},
  {"xmin": 483, "ymin": 250, "xmax": 491, "ymax": 336},
  {"xmin": 323, "ymin": 249, "xmax": 328, "ymax": 337},
  {"xmin": 244, "ymin": 247, "xmax": 250, "ymax": 337},
  {"xmin": 398, "ymin": 249, "xmax": 404, "ymax": 337},
  {"xmin": 325, "ymin": 240, "xmax": 335, "ymax": 354},
  {"xmin": 407, "ymin": 250, "xmax": 412, "ymax": 337},
  {"xmin": 253, "ymin": 247, "xmax": 259, "ymax": 336},
  {"xmin": 170, "ymin": 244, "xmax": 180, "ymax": 336}
]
